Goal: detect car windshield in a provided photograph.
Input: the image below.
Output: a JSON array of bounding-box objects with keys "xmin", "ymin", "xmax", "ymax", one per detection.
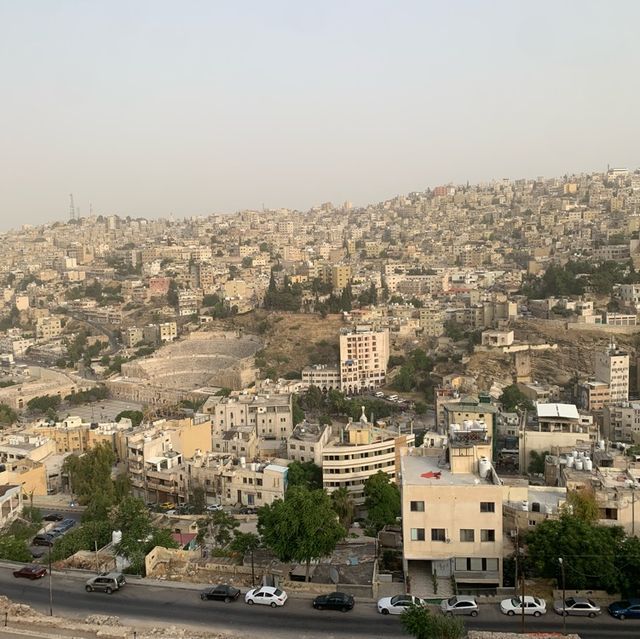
[
  {"xmin": 588, "ymin": 600, "xmax": 596, "ymax": 607},
  {"xmin": 447, "ymin": 597, "xmax": 457, "ymax": 605},
  {"xmin": 618, "ymin": 601, "xmax": 630, "ymax": 607},
  {"xmin": 391, "ymin": 596, "xmax": 407, "ymax": 605},
  {"xmin": 566, "ymin": 597, "xmax": 576, "ymax": 606},
  {"xmin": 510, "ymin": 598, "xmax": 521, "ymax": 607},
  {"xmin": 274, "ymin": 589, "xmax": 283, "ymax": 597}
]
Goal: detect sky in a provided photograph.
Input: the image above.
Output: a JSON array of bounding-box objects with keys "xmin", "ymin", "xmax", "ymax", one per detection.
[{"xmin": 1, "ymin": 0, "xmax": 639, "ymax": 230}]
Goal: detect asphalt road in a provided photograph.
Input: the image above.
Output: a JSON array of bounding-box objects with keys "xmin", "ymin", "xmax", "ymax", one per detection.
[{"xmin": 1, "ymin": 568, "xmax": 640, "ymax": 639}]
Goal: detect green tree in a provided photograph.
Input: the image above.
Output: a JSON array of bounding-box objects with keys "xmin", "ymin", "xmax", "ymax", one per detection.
[
  {"xmin": 393, "ymin": 364, "xmax": 416, "ymax": 392},
  {"xmin": 566, "ymin": 489, "xmax": 599, "ymax": 523},
  {"xmin": 331, "ymin": 487, "xmax": 355, "ymax": 530},
  {"xmin": 443, "ymin": 320, "xmax": 464, "ymax": 341},
  {"xmin": 292, "ymin": 395, "xmax": 305, "ymax": 425},
  {"xmin": 527, "ymin": 450, "xmax": 549, "ymax": 475},
  {"xmin": 499, "ymin": 384, "xmax": 534, "ymax": 413},
  {"xmin": 0, "ymin": 535, "xmax": 32, "ymax": 562},
  {"xmin": 115, "ymin": 410, "xmax": 144, "ymax": 428},
  {"xmin": 258, "ymin": 486, "xmax": 345, "ymax": 581},
  {"xmin": 363, "ymin": 471, "xmax": 401, "ymax": 535},
  {"xmin": 197, "ymin": 510, "xmax": 239, "ymax": 547},
  {"xmin": 190, "ymin": 485, "xmax": 207, "ymax": 514},
  {"xmin": 26, "ymin": 394, "xmax": 61, "ymax": 413},
  {"xmin": 50, "ymin": 519, "xmax": 112, "ymax": 562},
  {"xmin": 616, "ymin": 535, "xmax": 640, "ymax": 597},
  {"xmin": 111, "ymin": 496, "xmax": 154, "ymax": 559},
  {"xmin": 401, "ymin": 604, "xmax": 465, "ymax": 639},
  {"xmin": 0, "ymin": 402, "xmax": 18, "ymax": 426},
  {"xmin": 302, "ymin": 385, "xmax": 324, "ymax": 411},
  {"xmin": 414, "ymin": 401, "xmax": 427, "ymax": 415},
  {"xmin": 287, "ymin": 461, "xmax": 323, "ymax": 491}
]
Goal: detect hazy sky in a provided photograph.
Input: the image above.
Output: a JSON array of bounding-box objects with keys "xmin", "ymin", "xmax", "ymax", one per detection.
[{"xmin": 1, "ymin": 1, "xmax": 639, "ymax": 230}]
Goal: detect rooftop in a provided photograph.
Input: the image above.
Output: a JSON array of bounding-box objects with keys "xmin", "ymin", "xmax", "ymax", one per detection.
[
  {"xmin": 401, "ymin": 452, "xmax": 485, "ymax": 487},
  {"xmin": 536, "ymin": 403, "xmax": 579, "ymax": 420}
]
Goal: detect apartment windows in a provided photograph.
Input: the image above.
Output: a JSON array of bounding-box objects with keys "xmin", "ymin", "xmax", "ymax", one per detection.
[
  {"xmin": 410, "ymin": 501, "xmax": 425, "ymax": 512},
  {"xmin": 410, "ymin": 528, "xmax": 425, "ymax": 541},
  {"xmin": 460, "ymin": 529, "xmax": 475, "ymax": 542},
  {"xmin": 431, "ymin": 528, "xmax": 446, "ymax": 542},
  {"xmin": 480, "ymin": 502, "xmax": 495, "ymax": 513},
  {"xmin": 480, "ymin": 529, "xmax": 495, "ymax": 542}
]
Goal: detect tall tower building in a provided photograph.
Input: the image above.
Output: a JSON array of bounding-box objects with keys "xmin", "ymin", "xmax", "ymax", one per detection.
[
  {"xmin": 595, "ymin": 341, "xmax": 629, "ymax": 403},
  {"xmin": 339, "ymin": 325, "xmax": 389, "ymax": 393}
]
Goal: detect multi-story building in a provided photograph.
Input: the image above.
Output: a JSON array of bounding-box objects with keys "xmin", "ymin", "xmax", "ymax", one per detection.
[
  {"xmin": 401, "ymin": 423, "xmax": 504, "ymax": 593},
  {"xmin": 331, "ymin": 265, "xmax": 352, "ymax": 291},
  {"xmin": 35, "ymin": 316, "xmax": 62, "ymax": 342},
  {"xmin": 595, "ymin": 342, "xmax": 629, "ymax": 403},
  {"xmin": 339, "ymin": 325, "xmax": 389, "ymax": 393},
  {"xmin": 322, "ymin": 409, "xmax": 414, "ymax": 505},
  {"xmin": 287, "ymin": 421, "xmax": 331, "ymax": 466},
  {"xmin": 301, "ymin": 364, "xmax": 341, "ymax": 391},
  {"xmin": 577, "ymin": 380, "xmax": 610, "ymax": 411},
  {"xmin": 602, "ymin": 403, "xmax": 640, "ymax": 443}
]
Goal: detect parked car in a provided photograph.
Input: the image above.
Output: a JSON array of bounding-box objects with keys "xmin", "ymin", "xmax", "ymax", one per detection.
[
  {"xmin": 32, "ymin": 533, "xmax": 56, "ymax": 547},
  {"xmin": 239, "ymin": 506, "xmax": 257, "ymax": 515},
  {"xmin": 377, "ymin": 594, "xmax": 425, "ymax": 615},
  {"xmin": 312, "ymin": 592, "xmax": 354, "ymax": 612},
  {"xmin": 608, "ymin": 599, "xmax": 640, "ymax": 620},
  {"xmin": 159, "ymin": 502, "xmax": 175, "ymax": 510},
  {"xmin": 200, "ymin": 584, "xmax": 241, "ymax": 602},
  {"xmin": 500, "ymin": 596, "xmax": 547, "ymax": 617},
  {"xmin": 244, "ymin": 586, "xmax": 287, "ymax": 607},
  {"xmin": 85, "ymin": 572, "xmax": 126, "ymax": 594},
  {"xmin": 42, "ymin": 513, "xmax": 63, "ymax": 522},
  {"xmin": 554, "ymin": 596, "xmax": 601, "ymax": 617},
  {"xmin": 205, "ymin": 504, "xmax": 223, "ymax": 512},
  {"xmin": 13, "ymin": 565, "xmax": 47, "ymax": 580},
  {"xmin": 441, "ymin": 595, "xmax": 479, "ymax": 617},
  {"xmin": 59, "ymin": 518, "xmax": 76, "ymax": 531}
]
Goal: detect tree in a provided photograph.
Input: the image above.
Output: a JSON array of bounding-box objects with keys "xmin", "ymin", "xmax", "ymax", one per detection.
[
  {"xmin": 287, "ymin": 461, "xmax": 323, "ymax": 491},
  {"xmin": 401, "ymin": 604, "xmax": 465, "ymax": 639},
  {"xmin": 190, "ymin": 485, "xmax": 207, "ymax": 514},
  {"xmin": 302, "ymin": 385, "xmax": 324, "ymax": 411},
  {"xmin": 0, "ymin": 403, "xmax": 18, "ymax": 426},
  {"xmin": 363, "ymin": 471, "xmax": 401, "ymax": 536},
  {"xmin": 443, "ymin": 320, "xmax": 464, "ymax": 342},
  {"xmin": 115, "ymin": 410, "xmax": 144, "ymax": 428},
  {"xmin": 26, "ymin": 394, "xmax": 61, "ymax": 413},
  {"xmin": 566, "ymin": 489, "xmax": 599, "ymax": 523},
  {"xmin": 499, "ymin": 384, "xmax": 534, "ymax": 413},
  {"xmin": 111, "ymin": 496, "xmax": 154, "ymax": 559},
  {"xmin": 230, "ymin": 531, "xmax": 261, "ymax": 585},
  {"xmin": 258, "ymin": 486, "xmax": 345, "ymax": 581},
  {"xmin": 527, "ymin": 450, "xmax": 549, "ymax": 475},
  {"xmin": 0, "ymin": 535, "xmax": 33, "ymax": 562},
  {"xmin": 197, "ymin": 510, "xmax": 239, "ymax": 547},
  {"xmin": 331, "ymin": 487, "xmax": 355, "ymax": 530}
]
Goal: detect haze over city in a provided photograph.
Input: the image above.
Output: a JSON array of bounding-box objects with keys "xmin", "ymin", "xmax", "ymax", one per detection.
[{"xmin": 1, "ymin": 0, "xmax": 640, "ymax": 230}]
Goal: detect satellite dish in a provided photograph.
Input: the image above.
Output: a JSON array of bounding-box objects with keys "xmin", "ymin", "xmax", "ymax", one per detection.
[{"xmin": 329, "ymin": 566, "xmax": 339, "ymax": 584}]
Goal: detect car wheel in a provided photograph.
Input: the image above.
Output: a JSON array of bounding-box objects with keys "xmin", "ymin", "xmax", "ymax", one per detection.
[
  {"xmin": 471, "ymin": 610, "xmax": 478, "ymax": 617},
  {"xmin": 588, "ymin": 612, "xmax": 596, "ymax": 618},
  {"xmin": 105, "ymin": 587, "xmax": 112, "ymax": 594},
  {"xmin": 381, "ymin": 609, "xmax": 389, "ymax": 615},
  {"xmin": 201, "ymin": 594, "xmax": 207, "ymax": 600},
  {"xmin": 247, "ymin": 599, "xmax": 254, "ymax": 605},
  {"xmin": 316, "ymin": 605, "xmax": 322, "ymax": 610},
  {"xmin": 507, "ymin": 610, "xmax": 515, "ymax": 616},
  {"xmin": 619, "ymin": 614, "xmax": 625, "ymax": 620},
  {"xmin": 224, "ymin": 597, "xmax": 231, "ymax": 603},
  {"xmin": 533, "ymin": 611, "xmax": 541, "ymax": 617},
  {"xmin": 446, "ymin": 611, "xmax": 454, "ymax": 617},
  {"xmin": 341, "ymin": 606, "xmax": 348, "ymax": 613},
  {"xmin": 85, "ymin": 586, "xmax": 93, "ymax": 592},
  {"xmin": 270, "ymin": 602, "xmax": 277, "ymax": 608}
]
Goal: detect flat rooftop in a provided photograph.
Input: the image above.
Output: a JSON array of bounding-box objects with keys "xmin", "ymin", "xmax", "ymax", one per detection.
[{"xmin": 401, "ymin": 453, "xmax": 484, "ymax": 487}]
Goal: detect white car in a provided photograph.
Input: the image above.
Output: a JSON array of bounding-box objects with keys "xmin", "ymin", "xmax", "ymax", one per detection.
[
  {"xmin": 377, "ymin": 594, "xmax": 425, "ymax": 615},
  {"xmin": 245, "ymin": 586, "xmax": 287, "ymax": 607},
  {"xmin": 441, "ymin": 595, "xmax": 479, "ymax": 617},
  {"xmin": 500, "ymin": 595, "xmax": 547, "ymax": 617}
]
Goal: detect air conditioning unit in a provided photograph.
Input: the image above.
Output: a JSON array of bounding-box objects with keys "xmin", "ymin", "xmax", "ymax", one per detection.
[{"xmin": 445, "ymin": 538, "xmax": 452, "ymax": 544}]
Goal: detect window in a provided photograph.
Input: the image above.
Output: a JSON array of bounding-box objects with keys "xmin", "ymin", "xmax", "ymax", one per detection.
[
  {"xmin": 460, "ymin": 529, "xmax": 475, "ymax": 542},
  {"xmin": 481, "ymin": 529, "xmax": 495, "ymax": 542},
  {"xmin": 410, "ymin": 501, "xmax": 425, "ymax": 512},
  {"xmin": 480, "ymin": 502, "xmax": 495, "ymax": 513},
  {"xmin": 431, "ymin": 528, "xmax": 446, "ymax": 542},
  {"xmin": 410, "ymin": 528, "xmax": 425, "ymax": 541}
]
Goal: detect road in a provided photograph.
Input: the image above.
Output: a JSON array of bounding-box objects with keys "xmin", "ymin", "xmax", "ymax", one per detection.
[{"xmin": 1, "ymin": 568, "xmax": 639, "ymax": 638}]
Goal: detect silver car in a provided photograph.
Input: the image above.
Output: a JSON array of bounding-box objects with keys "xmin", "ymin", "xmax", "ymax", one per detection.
[
  {"xmin": 441, "ymin": 595, "xmax": 479, "ymax": 617},
  {"xmin": 554, "ymin": 596, "xmax": 601, "ymax": 617}
]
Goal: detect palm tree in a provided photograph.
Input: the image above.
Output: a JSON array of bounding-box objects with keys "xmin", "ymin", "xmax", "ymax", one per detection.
[{"xmin": 331, "ymin": 487, "xmax": 355, "ymax": 530}]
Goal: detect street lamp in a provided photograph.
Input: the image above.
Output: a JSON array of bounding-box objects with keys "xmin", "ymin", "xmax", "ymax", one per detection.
[
  {"xmin": 48, "ymin": 548, "xmax": 53, "ymax": 616},
  {"xmin": 558, "ymin": 557, "xmax": 566, "ymax": 635}
]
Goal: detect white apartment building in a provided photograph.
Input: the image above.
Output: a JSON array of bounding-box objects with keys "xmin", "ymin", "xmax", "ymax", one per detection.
[
  {"xmin": 595, "ymin": 342, "xmax": 629, "ymax": 403},
  {"xmin": 301, "ymin": 364, "xmax": 341, "ymax": 391},
  {"xmin": 287, "ymin": 421, "xmax": 332, "ymax": 466},
  {"xmin": 339, "ymin": 325, "xmax": 389, "ymax": 393},
  {"xmin": 35, "ymin": 316, "xmax": 62, "ymax": 342}
]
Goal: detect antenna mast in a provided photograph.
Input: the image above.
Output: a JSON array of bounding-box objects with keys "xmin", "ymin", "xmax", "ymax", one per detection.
[{"xmin": 69, "ymin": 193, "xmax": 75, "ymax": 221}]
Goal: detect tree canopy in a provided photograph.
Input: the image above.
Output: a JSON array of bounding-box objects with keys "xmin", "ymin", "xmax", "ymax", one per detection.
[
  {"xmin": 287, "ymin": 461, "xmax": 323, "ymax": 491},
  {"xmin": 258, "ymin": 486, "xmax": 345, "ymax": 581},
  {"xmin": 363, "ymin": 471, "xmax": 401, "ymax": 536},
  {"xmin": 499, "ymin": 384, "xmax": 534, "ymax": 413},
  {"xmin": 401, "ymin": 604, "xmax": 465, "ymax": 639}
]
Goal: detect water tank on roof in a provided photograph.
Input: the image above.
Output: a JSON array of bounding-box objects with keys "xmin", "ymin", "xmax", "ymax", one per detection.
[
  {"xmin": 584, "ymin": 458, "xmax": 593, "ymax": 471},
  {"xmin": 478, "ymin": 457, "xmax": 491, "ymax": 479},
  {"xmin": 240, "ymin": 457, "xmax": 246, "ymax": 468},
  {"xmin": 521, "ymin": 500, "xmax": 529, "ymax": 512},
  {"xmin": 598, "ymin": 440, "xmax": 606, "ymax": 450},
  {"xmin": 463, "ymin": 420, "xmax": 473, "ymax": 431},
  {"xmin": 566, "ymin": 455, "xmax": 574, "ymax": 469},
  {"xmin": 575, "ymin": 459, "xmax": 584, "ymax": 471}
]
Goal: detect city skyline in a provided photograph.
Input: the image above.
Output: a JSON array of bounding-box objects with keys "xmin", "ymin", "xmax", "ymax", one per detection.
[{"xmin": 2, "ymin": 0, "xmax": 640, "ymax": 230}]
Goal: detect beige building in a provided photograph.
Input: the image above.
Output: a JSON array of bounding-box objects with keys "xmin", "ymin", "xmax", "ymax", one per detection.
[
  {"xmin": 602, "ymin": 403, "xmax": 640, "ymax": 443},
  {"xmin": 401, "ymin": 433, "xmax": 504, "ymax": 593},
  {"xmin": 36, "ymin": 316, "xmax": 62, "ymax": 342},
  {"xmin": 287, "ymin": 421, "xmax": 332, "ymax": 466},
  {"xmin": 0, "ymin": 484, "xmax": 23, "ymax": 528},
  {"xmin": 301, "ymin": 364, "xmax": 341, "ymax": 391},
  {"xmin": 331, "ymin": 265, "xmax": 352, "ymax": 291},
  {"xmin": 339, "ymin": 325, "xmax": 389, "ymax": 393},
  {"xmin": 595, "ymin": 342, "xmax": 629, "ymax": 403},
  {"xmin": 322, "ymin": 409, "xmax": 414, "ymax": 505},
  {"xmin": 0, "ymin": 458, "xmax": 47, "ymax": 496}
]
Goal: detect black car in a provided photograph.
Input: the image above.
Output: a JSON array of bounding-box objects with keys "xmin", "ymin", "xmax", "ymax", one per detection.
[
  {"xmin": 43, "ymin": 513, "xmax": 64, "ymax": 522},
  {"xmin": 312, "ymin": 592, "xmax": 355, "ymax": 612},
  {"xmin": 239, "ymin": 506, "xmax": 257, "ymax": 515},
  {"xmin": 32, "ymin": 533, "xmax": 56, "ymax": 547},
  {"xmin": 200, "ymin": 584, "xmax": 241, "ymax": 602}
]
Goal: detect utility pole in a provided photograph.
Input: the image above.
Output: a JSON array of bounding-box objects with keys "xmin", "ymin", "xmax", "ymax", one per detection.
[
  {"xmin": 48, "ymin": 549, "xmax": 53, "ymax": 616},
  {"xmin": 559, "ymin": 557, "xmax": 566, "ymax": 635}
]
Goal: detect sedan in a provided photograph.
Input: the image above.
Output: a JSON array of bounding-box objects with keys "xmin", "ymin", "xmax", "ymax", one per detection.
[
  {"xmin": 42, "ymin": 513, "xmax": 64, "ymax": 522},
  {"xmin": 377, "ymin": 594, "xmax": 425, "ymax": 615},
  {"xmin": 32, "ymin": 534, "xmax": 56, "ymax": 547},
  {"xmin": 554, "ymin": 596, "xmax": 601, "ymax": 617},
  {"xmin": 312, "ymin": 592, "xmax": 354, "ymax": 612},
  {"xmin": 500, "ymin": 596, "xmax": 547, "ymax": 617},
  {"xmin": 13, "ymin": 565, "xmax": 47, "ymax": 580},
  {"xmin": 441, "ymin": 595, "xmax": 479, "ymax": 617},
  {"xmin": 608, "ymin": 599, "xmax": 640, "ymax": 620},
  {"xmin": 200, "ymin": 585, "xmax": 241, "ymax": 603},
  {"xmin": 245, "ymin": 586, "xmax": 287, "ymax": 607}
]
